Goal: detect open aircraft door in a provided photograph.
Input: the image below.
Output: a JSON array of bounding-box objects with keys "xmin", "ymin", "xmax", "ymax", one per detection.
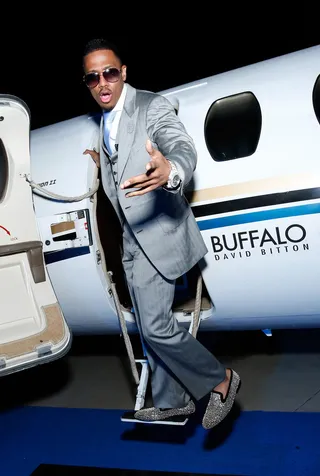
[{"xmin": 0, "ymin": 95, "xmax": 71, "ymax": 376}]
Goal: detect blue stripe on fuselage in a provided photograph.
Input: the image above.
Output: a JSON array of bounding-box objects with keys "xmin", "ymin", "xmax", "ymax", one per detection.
[{"xmin": 196, "ymin": 202, "xmax": 320, "ymax": 231}]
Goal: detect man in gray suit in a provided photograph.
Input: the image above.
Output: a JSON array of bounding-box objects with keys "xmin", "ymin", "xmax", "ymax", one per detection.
[{"xmin": 82, "ymin": 38, "xmax": 240, "ymax": 429}]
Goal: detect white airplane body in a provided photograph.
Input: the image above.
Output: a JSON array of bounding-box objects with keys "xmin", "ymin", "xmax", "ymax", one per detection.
[{"xmin": 0, "ymin": 45, "xmax": 320, "ymax": 379}]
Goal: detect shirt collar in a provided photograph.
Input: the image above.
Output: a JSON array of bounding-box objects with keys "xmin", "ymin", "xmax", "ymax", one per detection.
[
  {"xmin": 103, "ymin": 83, "xmax": 127, "ymax": 122},
  {"xmin": 113, "ymin": 82, "xmax": 127, "ymax": 112}
]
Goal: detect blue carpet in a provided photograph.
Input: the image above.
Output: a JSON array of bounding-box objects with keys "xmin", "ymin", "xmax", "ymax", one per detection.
[{"xmin": 1, "ymin": 405, "xmax": 320, "ymax": 476}]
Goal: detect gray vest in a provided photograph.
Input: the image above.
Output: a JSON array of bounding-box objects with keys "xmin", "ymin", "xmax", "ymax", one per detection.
[{"xmin": 101, "ymin": 136, "xmax": 127, "ymax": 228}]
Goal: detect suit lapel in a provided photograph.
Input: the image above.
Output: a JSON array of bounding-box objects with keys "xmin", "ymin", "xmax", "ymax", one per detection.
[{"xmin": 117, "ymin": 84, "xmax": 139, "ymax": 183}]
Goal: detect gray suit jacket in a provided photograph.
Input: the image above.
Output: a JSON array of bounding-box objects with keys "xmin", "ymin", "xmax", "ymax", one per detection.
[{"xmin": 99, "ymin": 83, "xmax": 208, "ymax": 280}]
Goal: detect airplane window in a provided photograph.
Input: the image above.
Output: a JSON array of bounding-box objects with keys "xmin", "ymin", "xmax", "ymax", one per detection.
[
  {"xmin": 0, "ymin": 139, "xmax": 8, "ymax": 202},
  {"xmin": 312, "ymin": 74, "xmax": 320, "ymax": 125},
  {"xmin": 204, "ymin": 91, "xmax": 262, "ymax": 161}
]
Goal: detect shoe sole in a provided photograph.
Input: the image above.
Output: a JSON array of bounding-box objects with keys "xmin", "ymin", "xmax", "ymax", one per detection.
[{"xmin": 121, "ymin": 410, "xmax": 190, "ymax": 425}]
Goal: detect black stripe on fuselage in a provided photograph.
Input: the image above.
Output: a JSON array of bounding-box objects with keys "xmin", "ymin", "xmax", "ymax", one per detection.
[{"xmin": 191, "ymin": 186, "xmax": 320, "ymax": 218}]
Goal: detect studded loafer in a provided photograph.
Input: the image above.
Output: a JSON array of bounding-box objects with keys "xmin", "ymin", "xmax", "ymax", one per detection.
[
  {"xmin": 202, "ymin": 368, "xmax": 241, "ymax": 430},
  {"xmin": 134, "ymin": 399, "xmax": 195, "ymax": 421}
]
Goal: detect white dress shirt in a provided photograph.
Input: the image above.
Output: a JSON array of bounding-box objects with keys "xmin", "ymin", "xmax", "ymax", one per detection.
[{"xmin": 103, "ymin": 83, "xmax": 127, "ymax": 155}]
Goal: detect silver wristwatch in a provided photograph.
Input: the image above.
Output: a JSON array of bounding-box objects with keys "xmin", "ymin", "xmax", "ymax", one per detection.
[{"xmin": 165, "ymin": 160, "xmax": 181, "ymax": 189}]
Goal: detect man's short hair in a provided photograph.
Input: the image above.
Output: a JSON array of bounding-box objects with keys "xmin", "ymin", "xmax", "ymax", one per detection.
[{"xmin": 83, "ymin": 38, "xmax": 123, "ymax": 65}]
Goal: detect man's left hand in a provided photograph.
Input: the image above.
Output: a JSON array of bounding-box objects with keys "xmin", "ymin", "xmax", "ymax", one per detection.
[{"xmin": 120, "ymin": 139, "xmax": 171, "ymax": 197}]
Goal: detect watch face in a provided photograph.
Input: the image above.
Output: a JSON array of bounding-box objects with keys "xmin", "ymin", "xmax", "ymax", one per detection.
[{"xmin": 172, "ymin": 174, "xmax": 180, "ymax": 187}]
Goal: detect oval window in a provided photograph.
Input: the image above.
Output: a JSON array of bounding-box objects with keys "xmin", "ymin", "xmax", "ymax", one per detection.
[
  {"xmin": 0, "ymin": 139, "xmax": 8, "ymax": 202},
  {"xmin": 204, "ymin": 91, "xmax": 262, "ymax": 161},
  {"xmin": 312, "ymin": 74, "xmax": 320, "ymax": 125}
]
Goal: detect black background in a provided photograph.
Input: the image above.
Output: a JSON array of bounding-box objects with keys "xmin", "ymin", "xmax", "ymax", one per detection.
[{"xmin": 0, "ymin": 8, "xmax": 318, "ymax": 130}]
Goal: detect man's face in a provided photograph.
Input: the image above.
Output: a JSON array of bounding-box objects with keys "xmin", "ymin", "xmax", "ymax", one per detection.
[{"xmin": 83, "ymin": 49, "xmax": 127, "ymax": 111}]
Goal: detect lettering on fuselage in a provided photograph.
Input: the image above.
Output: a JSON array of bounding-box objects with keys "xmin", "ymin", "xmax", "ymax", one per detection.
[
  {"xmin": 38, "ymin": 179, "xmax": 57, "ymax": 187},
  {"xmin": 211, "ymin": 224, "xmax": 309, "ymax": 260}
]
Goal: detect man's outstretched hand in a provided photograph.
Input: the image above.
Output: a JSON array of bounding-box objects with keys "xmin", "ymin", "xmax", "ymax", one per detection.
[{"xmin": 120, "ymin": 139, "xmax": 171, "ymax": 197}]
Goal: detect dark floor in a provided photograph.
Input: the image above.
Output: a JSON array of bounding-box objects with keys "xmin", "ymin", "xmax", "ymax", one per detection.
[{"xmin": 2, "ymin": 327, "xmax": 320, "ymax": 414}]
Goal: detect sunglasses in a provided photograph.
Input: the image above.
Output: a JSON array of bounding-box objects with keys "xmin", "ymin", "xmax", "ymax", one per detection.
[{"xmin": 83, "ymin": 67, "xmax": 122, "ymax": 89}]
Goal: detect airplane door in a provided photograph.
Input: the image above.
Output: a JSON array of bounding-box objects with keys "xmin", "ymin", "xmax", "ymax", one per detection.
[{"xmin": 0, "ymin": 95, "xmax": 71, "ymax": 376}]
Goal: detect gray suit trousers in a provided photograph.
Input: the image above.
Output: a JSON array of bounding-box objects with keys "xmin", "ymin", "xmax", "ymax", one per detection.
[{"xmin": 122, "ymin": 223, "xmax": 226, "ymax": 408}]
